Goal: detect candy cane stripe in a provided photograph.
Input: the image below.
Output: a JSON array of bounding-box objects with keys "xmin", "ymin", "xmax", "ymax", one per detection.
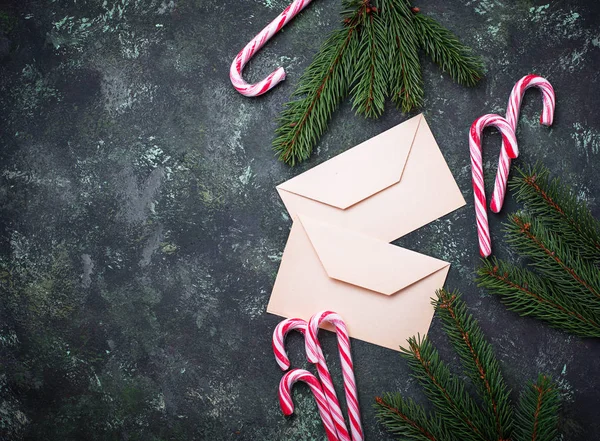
[
  {"xmin": 490, "ymin": 75, "xmax": 555, "ymax": 213},
  {"xmin": 230, "ymin": 0, "xmax": 314, "ymax": 97},
  {"xmin": 470, "ymin": 114, "xmax": 518, "ymax": 257}
]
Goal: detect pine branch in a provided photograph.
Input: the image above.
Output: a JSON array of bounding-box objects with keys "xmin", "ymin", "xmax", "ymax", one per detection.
[
  {"xmin": 514, "ymin": 375, "xmax": 560, "ymax": 441},
  {"xmin": 385, "ymin": 0, "xmax": 424, "ymax": 112},
  {"xmin": 272, "ymin": 21, "xmax": 360, "ymax": 165},
  {"xmin": 412, "ymin": 11, "xmax": 483, "ymax": 86},
  {"xmin": 435, "ymin": 289, "xmax": 513, "ymax": 440},
  {"xmin": 507, "ymin": 213, "xmax": 600, "ymax": 306},
  {"xmin": 350, "ymin": 5, "xmax": 388, "ymax": 118},
  {"xmin": 375, "ymin": 394, "xmax": 447, "ymax": 441},
  {"xmin": 510, "ymin": 164, "xmax": 600, "ymax": 264},
  {"xmin": 477, "ymin": 258, "xmax": 600, "ymax": 338},
  {"xmin": 401, "ymin": 335, "xmax": 490, "ymax": 441}
]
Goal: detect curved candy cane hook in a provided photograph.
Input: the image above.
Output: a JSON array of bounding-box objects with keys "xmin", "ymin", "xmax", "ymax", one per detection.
[
  {"xmin": 274, "ymin": 317, "xmax": 351, "ymax": 441},
  {"xmin": 490, "ymin": 75, "xmax": 555, "ymax": 213},
  {"xmin": 470, "ymin": 114, "xmax": 518, "ymax": 258},
  {"xmin": 273, "ymin": 318, "xmax": 307, "ymax": 371},
  {"xmin": 279, "ymin": 369, "xmax": 340, "ymax": 441},
  {"xmin": 230, "ymin": 0, "xmax": 314, "ymax": 97},
  {"xmin": 307, "ymin": 311, "xmax": 363, "ymax": 441}
]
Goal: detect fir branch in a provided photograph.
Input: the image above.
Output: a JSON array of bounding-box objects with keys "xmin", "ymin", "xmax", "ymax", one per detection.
[
  {"xmin": 375, "ymin": 394, "xmax": 446, "ymax": 441},
  {"xmin": 514, "ymin": 375, "xmax": 560, "ymax": 441},
  {"xmin": 412, "ymin": 11, "xmax": 483, "ymax": 86},
  {"xmin": 435, "ymin": 289, "xmax": 513, "ymax": 440},
  {"xmin": 507, "ymin": 213, "xmax": 600, "ymax": 305},
  {"xmin": 272, "ymin": 21, "xmax": 360, "ymax": 165},
  {"xmin": 385, "ymin": 0, "xmax": 424, "ymax": 112},
  {"xmin": 401, "ymin": 335, "xmax": 489, "ymax": 441},
  {"xmin": 350, "ymin": 5, "xmax": 389, "ymax": 117},
  {"xmin": 510, "ymin": 164, "xmax": 600, "ymax": 263},
  {"xmin": 477, "ymin": 258, "xmax": 600, "ymax": 338}
]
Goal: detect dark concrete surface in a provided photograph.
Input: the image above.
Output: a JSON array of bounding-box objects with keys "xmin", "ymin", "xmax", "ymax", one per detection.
[{"xmin": 0, "ymin": 0, "xmax": 599, "ymax": 440}]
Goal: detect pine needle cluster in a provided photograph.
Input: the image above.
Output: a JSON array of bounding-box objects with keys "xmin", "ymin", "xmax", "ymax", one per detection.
[
  {"xmin": 273, "ymin": 0, "xmax": 484, "ymax": 165},
  {"xmin": 376, "ymin": 289, "xmax": 560, "ymax": 441},
  {"xmin": 477, "ymin": 164, "xmax": 600, "ymax": 337}
]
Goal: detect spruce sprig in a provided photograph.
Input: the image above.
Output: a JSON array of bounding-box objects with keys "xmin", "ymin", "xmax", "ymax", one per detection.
[
  {"xmin": 514, "ymin": 375, "xmax": 560, "ymax": 441},
  {"xmin": 478, "ymin": 164, "xmax": 600, "ymax": 338},
  {"xmin": 376, "ymin": 289, "xmax": 560, "ymax": 441},
  {"xmin": 477, "ymin": 258, "xmax": 600, "ymax": 337},
  {"xmin": 436, "ymin": 289, "xmax": 512, "ymax": 440},
  {"xmin": 412, "ymin": 12, "xmax": 483, "ymax": 87},
  {"xmin": 273, "ymin": 9, "xmax": 361, "ymax": 166},
  {"xmin": 273, "ymin": 0, "xmax": 484, "ymax": 165},
  {"xmin": 386, "ymin": 0, "xmax": 424, "ymax": 112},
  {"xmin": 510, "ymin": 164, "xmax": 600, "ymax": 263},
  {"xmin": 350, "ymin": 5, "xmax": 389, "ymax": 117}
]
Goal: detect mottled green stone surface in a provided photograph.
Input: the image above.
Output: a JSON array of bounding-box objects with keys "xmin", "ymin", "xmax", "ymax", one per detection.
[{"xmin": 0, "ymin": 0, "xmax": 599, "ymax": 440}]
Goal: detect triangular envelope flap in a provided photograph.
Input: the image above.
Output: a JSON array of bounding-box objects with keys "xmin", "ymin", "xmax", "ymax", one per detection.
[
  {"xmin": 299, "ymin": 215, "xmax": 449, "ymax": 295},
  {"xmin": 277, "ymin": 114, "xmax": 423, "ymax": 209}
]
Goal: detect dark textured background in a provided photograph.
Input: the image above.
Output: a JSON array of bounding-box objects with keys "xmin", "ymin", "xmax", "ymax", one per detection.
[{"xmin": 0, "ymin": 0, "xmax": 599, "ymax": 440}]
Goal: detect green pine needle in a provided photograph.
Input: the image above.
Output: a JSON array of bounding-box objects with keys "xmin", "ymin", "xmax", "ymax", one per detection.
[
  {"xmin": 477, "ymin": 258, "xmax": 600, "ymax": 338},
  {"xmin": 375, "ymin": 394, "xmax": 447, "ymax": 441},
  {"xmin": 378, "ymin": 289, "xmax": 560, "ymax": 441},
  {"xmin": 401, "ymin": 334, "xmax": 490, "ymax": 441},
  {"xmin": 273, "ymin": 1, "xmax": 484, "ymax": 165},
  {"xmin": 272, "ymin": 23, "xmax": 359, "ymax": 166},
  {"xmin": 505, "ymin": 213, "xmax": 600, "ymax": 307},
  {"xmin": 386, "ymin": 0, "xmax": 424, "ymax": 112},
  {"xmin": 350, "ymin": 8, "xmax": 389, "ymax": 118},
  {"xmin": 514, "ymin": 375, "xmax": 560, "ymax": 441},
  {"xmin": 478, "ymin": 163, "xmax": 600, "ymax": 338},
  {"xmin": 510, "ymin": 163, "xmax": 600, "ymax": 264},
  {"xmin": 412, "ymin": 12, "xmax": 484, "ymax": 86},
  {"xmin": 435, "ymin": 289, "xmax": 513, "ymax": 440}
]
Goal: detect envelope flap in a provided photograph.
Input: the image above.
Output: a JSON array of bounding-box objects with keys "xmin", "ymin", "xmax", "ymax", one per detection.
[
  {"xmin": 277, "ymin": 114, "xmax": 423, "ymax": 209},
  {"xmin": 299, "ymin": 215, "xmax": 449, "ymax": 295}
]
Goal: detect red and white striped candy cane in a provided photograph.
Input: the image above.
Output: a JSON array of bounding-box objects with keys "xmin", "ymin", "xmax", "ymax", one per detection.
[
  {"xmin": 230, "ymin": 0, "xmax": 314, "ymax": 97},
  {"xmin": 470, "ymin": 114, "xmax": 518, "ymax": 258},
  {"xmin": 490, "ymin": 75, "xmax": 555, "ymax": 213},
  {"xmin": 307, "ymin": 311, "xmax": 363, "ymax": 441},
  {"xmin": 274, "ymin": 317, "xmax": 352, "ymax": 441},
  {"xmin": 273, "ymin": 318, "xmax": 307, "ymax": 371},
  {"xmin": 279, "ymin": 369, "xmax": 340, "ymax": 441}
]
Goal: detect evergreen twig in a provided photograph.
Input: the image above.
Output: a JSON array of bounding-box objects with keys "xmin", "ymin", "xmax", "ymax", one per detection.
[
  {"xmin": 272, "ymin": 19, "xmax": 360, "ymax": 166},
  {"xmin": 273, "ymin": 0, "xmax": 484, "ymax": 165},
  {"xmin": 386, "ymin": 0, "xmax": 424, "ymax": 112},
  {"xmin": 478, "ymin": 164, "xmax": 600, "ymax": 338},
  {"xmin": 514, "ymin": 375, "xmax": 560, "ymax": 441},
  {"xmin": 436, "ymin": 289, "xmax": 512, "ymax": 440},
  {"xmin": 510, "ymin": 163, "xmax": 600, "ymax": 263},
  {"xmin": 412, "ymin": 12, "xmax": 483, "ymax": 87},
  {"xmin": 401, "ymin": 335, "xmax": 491, "ymax": 441},
  {"xmin": 477, "ymin": 258, "xmax": 600, "ymax": 337},
  {"xmin": 375, "ymin": 394, "xmax": 446, "ymax": 441},
  {"xmin": 350, "ymin": 5, "xmax": 388, "ymax": 117},
  {"xmin": 377, "ymin": 289, "xmax": 560, "ymax": 441},
  {"xmin": 506, "ymin": 213, "xmax": 600, "ymax": 305}
]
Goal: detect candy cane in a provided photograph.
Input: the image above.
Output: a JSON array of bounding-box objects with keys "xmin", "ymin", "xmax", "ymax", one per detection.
[
  {"xmin": 279, "ymin": 369, "xmax": 340, "ymax": 441},
  {"xmin": 274, "ymin": 317, "xmax": 352, "ymax": 441},
  {"xmin": 470, "ymin": 114, "xmax": 518, "ymax": 258},
  {"xmin": 230, "ymin": 0, "xmax": 314, "ymax": 97},
  {"xmin": 490, "ymin": 75, "xmax": 555, "ymax": 213},
  {"xmin": 273, "ymin": 318, "xmax": 308, "ymax": 370},
  {"xmin": 307, "ymin": 311, "xmax": 363, "ymax": 441}
]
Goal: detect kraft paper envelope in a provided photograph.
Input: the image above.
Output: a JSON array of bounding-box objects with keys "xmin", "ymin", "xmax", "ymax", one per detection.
[
  {"xmin": 267, "ymin": 113, "xmax": 466, "ymax": 350},
  {"xmin": 275, "ymin": 113, "xmax": 465, "ymax": 242},
  {"xmin": 268, "ymin": 216, "xmax": 451, "ymax": 351}
]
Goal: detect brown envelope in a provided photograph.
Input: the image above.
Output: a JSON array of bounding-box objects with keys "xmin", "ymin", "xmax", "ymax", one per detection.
[{"xmin": 268, "ymin": 114, "xmax": 466, "ymax": 350}]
